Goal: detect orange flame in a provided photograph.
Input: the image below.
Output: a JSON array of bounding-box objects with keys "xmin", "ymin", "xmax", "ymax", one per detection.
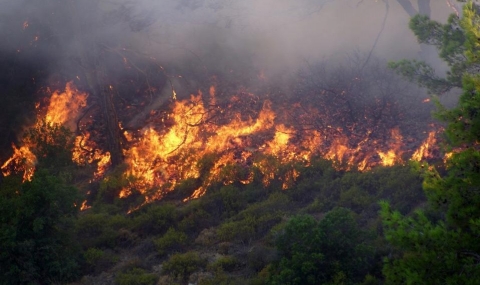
[
  {"xmin": 1, "ymin": 82, "xmax": 110, "ymax": 181},
  {"xmin": 45, "ymin": 81, "xmax": 88, "ymax": 129},
  {"xmin": 1, "ymin": 145, "xmax": 37, "ymax": 181},
  {"xmin": 378, "ymin": 128, "xmax": 404, "ymax": 166},
  {"xmin": 73, "ymin": 134, "xmax": 111, "ymax": 179},
  {"xmin": 80, "ymin": 200, "xmax": 91, "ymax": 211},
  {"xmin": 411, "ymin": 131, "xmax": 437, "ymax": 161},
  {"xmin": 120, "ymin": 90, "xmax": 443, "ymax": 205}
]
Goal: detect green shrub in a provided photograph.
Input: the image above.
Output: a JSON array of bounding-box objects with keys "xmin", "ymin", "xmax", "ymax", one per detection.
[
  {"xmin": 247, "ymin": 246, "xmax": 275, "ymax": 273},
  {"xmin": 153, "ymin": 227, "xmax": 187, "ymax": 255},
  {"xmin": 131, "ymin": 203, "xmax": 177, "ymax": 236},
  {"xmin": 177, "ymin": 201, "xmax": 213, "ymax": 234},
  {"xmin": 0, "ymin": 171, "xmax": 81, "ymax": 284},
  {"xmin": 207, "ymin": 256, "xmax": 239, "ymax": 272},
  {"xmin": 75, "ymin": 213, "xmax": 130, "ymax": 248},
  {"xmin": 96, "ymin": 164, "xmax": 130, "ymax": 204},
  {"xmin": 162, "ymin": 251, "xmax": 206, "ymax": 282},
  {"xmin": 115, "ymin": 268, "xmax": 158, "ymax": 285},
  {"xmin": 217, "ymin": 216, "xmax": 256, "ymax": 244},
  {"xmin": 83, "ymin": 248, "xmax": 118, "ymax": 274},
  {"xmin": 268, "ymin": 208, "xmax": 375, "ymax": 285}
]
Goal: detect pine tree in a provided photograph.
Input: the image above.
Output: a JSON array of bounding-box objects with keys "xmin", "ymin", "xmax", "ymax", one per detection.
[{"xmin": 381, "ymin": 2, "xmax": 480, "ymax": 283}]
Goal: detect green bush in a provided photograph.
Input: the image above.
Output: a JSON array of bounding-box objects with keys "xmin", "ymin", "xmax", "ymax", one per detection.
[
  {"xmin": 75, "ymin": 213, "xmax": 130, "ymax": 249},
  {"xmin": 162, "ymin": 251, "xmax": 206, "ymax": 282},
  {"xmin": 247, "ymin": 245, "xmax": 275, "ymax": 273},
  {"xmin": 268, "ymin": 208, "xmax": 375, "ymax": 285},
  {"xmin": 0, "ymin": 171, "xmax": 81, "ymax": 284},
  {"xmin": 115, "ymin": 268, "xmax": 158, "ymax": 285},
  {"xmin": 83, "ymin": 248, "xmax": 118, "ymax": 274},
  {"xmin": 96, "ymin": 167, "xmax": 127, "ymax": 200},
  {"xmin": 153, "ymin": 227, "xmax": 187, "ymax": 255},
  {"xmin": 131, "ymin": 203, "xmax": 177, "ymax": 236},
  {"xmin": 197, "ymin": 184, "xmax": 247, "ymax": 221},
  {"xmin": 217, "ymin": 216, "xmax": 256, "ymax": 244},
  {"xmin": 207, "ymin": 256, "xmax": 239, "ymax": 272}
]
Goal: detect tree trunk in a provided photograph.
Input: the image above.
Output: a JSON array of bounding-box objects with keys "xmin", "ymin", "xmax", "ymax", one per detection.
[
  {"xmin": 83, "ymin": 67, "xmax": 124, "ymax": 167},
  {"xmin": 396, "ymin": 0, "xmax": 430, "ymax": 17},
  {"xmin": 395, "ymin": 0, "xmax": 432, "ymax": 59},
  {"xmin": 69, "ymin": 0, "xmax": 124, "ymax": 167}
]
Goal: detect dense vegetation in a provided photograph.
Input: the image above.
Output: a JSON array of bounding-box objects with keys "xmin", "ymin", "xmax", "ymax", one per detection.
[{"xmin": 1, "ymin": 1, "xmax": 480, "ymax": 285}]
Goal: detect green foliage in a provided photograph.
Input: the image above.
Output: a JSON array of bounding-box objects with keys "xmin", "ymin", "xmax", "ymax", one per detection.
[
  {"xmin": 162, "ymin": 251, "xmax": 206, "ymax": 282},
  {"xmin": 268, "ymin": 208, "xmax": 374, "ymax": 285},
  {"xmin": 247, "ymin": 245, "xmax": 276, "ymax": 273},
  {"xmin": 115, "ymin": 268, "xmax": 158, "ymax": 285},
  {"xmin": 380, "ymin": 202, "xmax": 480, "ymax": 284},
  {"xmin": 388, "ymin": 59, "xmax": 454, "ymax": 94},
  {"xmin": 131, "ymin": 203, "xmax": 177, "ymax": 236},
  {"xmin": 389, "ymin": 13, "xmax": 469, "ymax": 94},
  {"xmin": 177, "ymin": 199, "xmax": 212, "ymax": 234},
  {"xmin": 207, "ymin": 256, "xmax": 239, "ymax": 272},
  {"xmin": 153, "ymin": 227, "xmax": 188, "ymax": 255},
  {"xmin": 76, "ymin": 213, "xmax": 133, "ymax": 249},
  {"xmin": 217, "ymin": 215, "xmax": 257, "ymax": 244},
  {"xmin": 24, "ymin": 120, "xmax": 75, "ymax": 171},
  {"xmin": 205, "ymin": 184, "xmax": 247, "ymax": 219},
  {"xmin": 338, "ymin": 165, "xmax": 425, "ymax": 214},
  {"xmin": 0, "ymin": 170, "xmax": 81, "ymax": 284},
  {"xmin": 410, "ymin": 14, "xmax": 466, "ymax": 66},
  {"xmin": 83, "ymin": 248, "xmax": 119, "ymax": 274},
  {"xmin": 436, "ymin": 74, "xmax": 480, "ymax": 147},
  {"xmin": 96, "ymin": 164, "xmax": 131, "ymax": 204},
  {"xmin": 381, "ymin": 3, "xmax": 480, "ymax": 284}
]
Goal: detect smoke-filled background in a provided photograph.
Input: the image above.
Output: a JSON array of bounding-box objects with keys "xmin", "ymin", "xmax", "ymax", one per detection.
[{"xmin": 0, "ymin": 0, "xmax": 455, "ymax": 77}]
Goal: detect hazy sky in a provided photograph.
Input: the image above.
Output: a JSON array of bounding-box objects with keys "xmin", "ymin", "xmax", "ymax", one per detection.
[
  {"xmin": 0, "ymin": 0, "xmax": 457, "ymax": 79},
  {"xmin": 136, "ymin": 0, "xmax": 454, "ymax": 70}
]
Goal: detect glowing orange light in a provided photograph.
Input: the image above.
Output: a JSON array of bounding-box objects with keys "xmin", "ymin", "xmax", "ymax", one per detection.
[{"xmin": 411, "ymin": 131, "xmax": 437, "ymax": 161}]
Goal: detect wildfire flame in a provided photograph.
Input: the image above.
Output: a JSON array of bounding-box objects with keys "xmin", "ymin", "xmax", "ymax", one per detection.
[
  {"xmin": 119, "ymin": 89, "xmax": 441, "ymax": 204},
  {"xmin": 1, "ymin": 145, "xmax": 37, "ymax": 181},
  {"xmin": 412, "ymin": 131, "xmax": 437, "ymax": 161},
  {"xmin": 45, "ymin": 82, "xmax": 88, "ymax": 128},
  {"xmin": 1, "ymin": 79, "xmax": 443, "ymax": 209},
  {"xmin": 1, "ymin": 82, "xmax": 110, "ymax": 181}
]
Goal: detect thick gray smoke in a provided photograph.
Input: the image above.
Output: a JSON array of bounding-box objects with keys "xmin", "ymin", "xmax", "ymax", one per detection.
[
  {"xmin": 135, "ymin": 0, "xmax": 455, "ymax": 75},
  {"xmin": 0, "ymin": 0, "xmax": 455, "ymax": 77}
]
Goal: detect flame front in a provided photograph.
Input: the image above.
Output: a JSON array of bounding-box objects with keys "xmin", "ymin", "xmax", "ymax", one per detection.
[
  {"xmin": 120, "ymin": 90, "xmax": 440, "ymax": 204},
  {"xmin": 1, "ymin": 80, "xmax": 442, "ymax": 207}
]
